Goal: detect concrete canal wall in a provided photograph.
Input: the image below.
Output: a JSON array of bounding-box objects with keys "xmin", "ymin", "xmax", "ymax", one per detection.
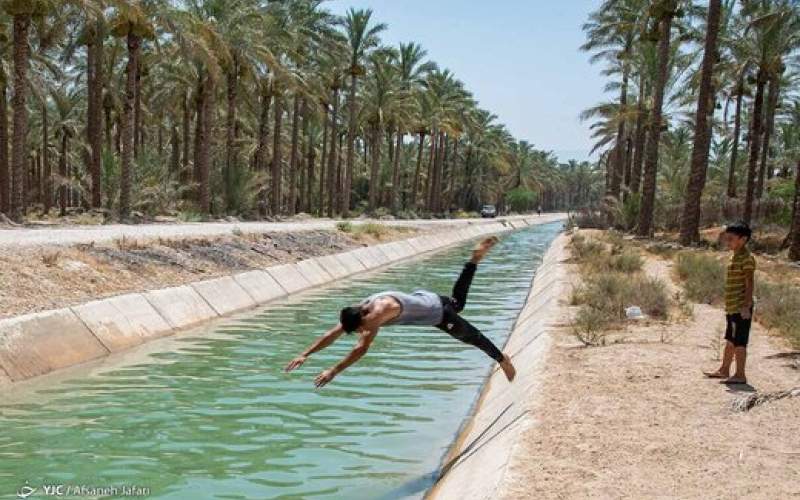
[
  {"xmin": 429, "ymin": 232, "xmax": 570, "ymax": 500},
  {"xmin": 0, "ymin": 216, "xmax": 564, "ymax": 384}
]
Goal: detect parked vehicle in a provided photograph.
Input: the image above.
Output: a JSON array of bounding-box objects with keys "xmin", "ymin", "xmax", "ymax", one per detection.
[{"xmin": 480, "ymin": 205, "xmax": 497, "ymax": 218}]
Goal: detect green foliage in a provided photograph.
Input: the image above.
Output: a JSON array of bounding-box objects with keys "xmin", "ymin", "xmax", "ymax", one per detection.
[
  {"xmin": 221, "ymin": 164, "xmax": 267, "ymax": 217},
  {"xmin": 336, "ymin": 221, "xmax": 353, "ymax": 233},
  {"xmin": 505, "ymin": 187, "xmax": 538, "ymax": 213},
  {"xmin": 761, "ymin": 178, "xmax": 795, "ymax": 226}
]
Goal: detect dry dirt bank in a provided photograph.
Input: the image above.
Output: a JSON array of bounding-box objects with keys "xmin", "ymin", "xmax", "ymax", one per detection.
[
  {"xmin": 0, "ymin": 226, "xmax": 415, "ymax": 319},
  {"xmin": 500, "ymin": 234, "xmax": 800, "ymax": 499}
]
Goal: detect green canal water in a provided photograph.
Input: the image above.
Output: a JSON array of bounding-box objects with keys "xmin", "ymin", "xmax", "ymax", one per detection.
[{"xmin": 0, "ymin": 222, "xmax": 561, "ymax": 500}]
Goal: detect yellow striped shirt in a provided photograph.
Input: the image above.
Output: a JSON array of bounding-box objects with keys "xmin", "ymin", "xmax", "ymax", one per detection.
[{"xmin": 725, "ymin": 247, "xmax": 755, "ymax": 314}]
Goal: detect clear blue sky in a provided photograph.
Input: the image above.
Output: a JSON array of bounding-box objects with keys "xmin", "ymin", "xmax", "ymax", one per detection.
[{"xmin": 328, "ymin": 0, "xmax": 605, "ymax": 163}]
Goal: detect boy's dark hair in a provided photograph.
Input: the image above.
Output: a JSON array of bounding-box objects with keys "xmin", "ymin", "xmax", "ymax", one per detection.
[
  {"xmin": 725, "ymin": 221, "xmax": 752, "ymax": 241},
  {"xmin": 340, "ymin": 306, "xmax": 363, "ymax": 333}
]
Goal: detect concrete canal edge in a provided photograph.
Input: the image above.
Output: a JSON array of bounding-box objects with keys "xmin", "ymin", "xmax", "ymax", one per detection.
[
  {"xmin": 427, "ymin": 232, "xmax": 571, "ymax": 500},
  {"xmin": 0, "ymin": 216, "xmax": 565, "ymax": 384}
]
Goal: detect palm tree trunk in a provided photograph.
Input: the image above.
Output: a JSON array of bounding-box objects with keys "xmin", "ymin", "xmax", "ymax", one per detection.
[
  {"xmin": 318, "ymin": 101, "xmax": 329, "ymax": 216},
  {"xmin": 757, "ymin": 75, "xmax": 779, "ymax": 199},
  {"xmin": 225, "ymin": 56, "xmax": 239, "ymax": 182},
  {"xmin": 87, "ymin": 21, "xmax": 104, "ymax": 208},
  {"xmin": 59, "ymin": 133, "xmax": 68, "ymax": 216},
  {"xmin": 788, "ymin": 160, "xmax": 800, "ymax": 261},
  {"xmin": 630, "ymin": 78, "xmax": 647, "ymax": 196},
  {"xmin": 368, "ymin": 122, "xmax": 380, "ymax": 212},
  {"xmin": 0, "ymin": 69, "xmax": 9, "ymax": 215},
  {"xmin": 301, "ymin": 98, "xmax": 311, "ymax": 213},
  {"xmin": 623, "ymin": 137, "xmax": 633, "ymax": 194},
  {"xmin": 433, "ymin": 132, "xmax": 446, "ymax": 212},
  {"xmin": 104, "ymin": 98, "xmax": 113, "ymax": 154},
  {"xmin": 679, "ymin": 0, "xmax": 721, "ymax": 245},
  {"xmin": 255, "ymin": 83, "xmax": 271, "ymax": 173},
  {"xmin": 636, "ymin": 11, "xmax": 674, "ymax": 237},
  {"xmin": 170, "ymin": 121, "xmax": 180, "ymax": 176},
  {"xmin": 727, "ymin": 77, "xmax": 744, "ymax": 198},
  {"xmin": 133, "ymin": 62, "xmax": 142, "ymax": 160},
  {"xmin": 411, "ymin": 132, "xmax": 424, "ymax": 210},
  {"xmin": 42, "ymin": 102, "xmax": 52, "ymax": 213},
  {"xmin": 120, "ymin": 31, "xmax": 140, "ymax": 220},
  {"xmin": 180, "ymin": 90, "xmax": 191, "ymax": 191},
  {"xmin": 744, "ymin": 70, "xmax": 766, "ymax": 225},
  {"xmin": 391, "ymin": 129, "xmax": 402, "ymax": 214},
  {"xmin": 10, "ymin": 14, "xmax": 31, "ymax": 222},
  {"xmin": 288, "ymin": 94, "xmax": 301, "ymax": 215},
  {"xmin": 270, "ymin": 92, "xmax": 284, "ymax": 215},
  {"xmin": 425, "ymin": 129, "xmax": 437, "ymax": 211},
  {"xmin": 327, "ymin": 88, "xmax": 340, "ymax": 217},
  {"xmin": 610, "ymin": 46, "xmax": 631, "ymax": 200},
  {"xmin": 343, "ymin": 74, "xmax": 358, "ymax": 216},
  {"xmin": 197, "ymin": 72, "xmax": 213, "ymax": 214}
]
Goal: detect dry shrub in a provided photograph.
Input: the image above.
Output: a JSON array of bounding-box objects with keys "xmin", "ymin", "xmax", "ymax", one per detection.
[
  {"xmin": 756, "ymin": 281, "xmax": 800, "ymax": 348},
  {"xmin": 41, "ymin": 250, "xmax": 62, "ymax": 267},
  {"xmin": 675, "ymin": 251, "xmax": 725, "ymax": 304}
]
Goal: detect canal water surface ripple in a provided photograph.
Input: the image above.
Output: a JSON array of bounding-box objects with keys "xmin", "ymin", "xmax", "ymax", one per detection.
[{"xmin": 0, "ymin": 222, "xmax": 562, "ymax": 499}]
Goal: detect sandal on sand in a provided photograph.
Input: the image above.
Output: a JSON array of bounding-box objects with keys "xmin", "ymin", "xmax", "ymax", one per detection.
[{"xmin": 703, "ymin": 371, "xmax": 728, "ymax": 379}]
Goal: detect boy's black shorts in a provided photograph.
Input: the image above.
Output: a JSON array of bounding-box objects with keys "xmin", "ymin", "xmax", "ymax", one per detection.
[{"xmin": 724, "ymin": 312, "xmax": 752, "ymax": 347}]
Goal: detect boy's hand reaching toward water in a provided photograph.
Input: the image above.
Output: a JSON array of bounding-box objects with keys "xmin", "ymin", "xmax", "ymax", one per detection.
[
  {"xmin": 284, "ymin": 355, "xmax": 307, "ymax": 372},
  {"xmin": 314, "ymin": 369, "xmax": 336, "ymax": 388}
]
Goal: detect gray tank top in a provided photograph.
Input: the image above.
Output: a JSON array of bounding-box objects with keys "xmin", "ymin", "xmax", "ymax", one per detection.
[{"xmin": 362, "ymin": 290, "xmax": 443, "ymax": 326}]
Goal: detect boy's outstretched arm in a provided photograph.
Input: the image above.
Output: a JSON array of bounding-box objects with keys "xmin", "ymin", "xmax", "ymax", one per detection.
[
  {"xmin": 314, "ymin": 329, "xmax": 378, "ymax": 388},
  {"xmin": 284, "ymin": 323, "xmax": 345, "ymax": 372}
]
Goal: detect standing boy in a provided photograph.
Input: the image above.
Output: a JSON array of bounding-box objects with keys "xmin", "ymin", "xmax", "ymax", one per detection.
[{"xmin": 705, "ymin": 222, "xmax": 756, "ymax": 385}]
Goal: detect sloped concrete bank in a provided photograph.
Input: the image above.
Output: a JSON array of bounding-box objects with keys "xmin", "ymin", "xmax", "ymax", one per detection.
[
  {"xmin": 428, "ymin": 232, "xmax": 570, "ymax": 500},
  {"xmin": 0, "ymin": 216, "xmax": 564, "ymax": 384}
]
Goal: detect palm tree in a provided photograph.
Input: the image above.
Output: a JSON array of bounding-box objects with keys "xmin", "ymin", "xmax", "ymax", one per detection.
[
  {"xmin": 582, "ymin": 0, "xmax": 647, "ymax": 200},
  {"xmin": 341, "ymin": 8, "xmax": 386, "ymax": 216},
  {"xmin": 637, "ymin": 0, "xmax": 681, "ymax": 237},
  {"xmin": 110, "ymin": 1, "xmax": 154, "ymax": 219},
  {"xmin": 50, "ymin": 85, "xmax": 81, "ymax": 215},
  {"xmin": 393, "ymin": 42, "xmax": 434, "ymax": 213},
  {"xmin": 4, "ymin": 0, "xmax": 50, "ymax": 221},
  {"xmin": 736, "ymin": 1, "xmax": 800, "ymax": 223},
  {"xmin": 82, "ymin": 1, "xmax": 106, "ymax": 208},
  {"xmin": 679, "ymin": 0, "xmax": 723, "ymax": 245}
]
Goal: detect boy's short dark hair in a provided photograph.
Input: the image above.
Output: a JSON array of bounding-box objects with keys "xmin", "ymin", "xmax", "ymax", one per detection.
[
  {"xmin": 340, "ymin": 306, "xmax": 363, "ymax": 333},
  {"xmin": 725, "ymin": 221, "xmax": 752, "ymax": 241}
]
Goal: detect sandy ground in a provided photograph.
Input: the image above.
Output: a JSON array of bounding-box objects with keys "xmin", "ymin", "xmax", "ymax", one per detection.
[{"xmin": 501, "ymin": 246, "xmax": 800, "ymax": 499}]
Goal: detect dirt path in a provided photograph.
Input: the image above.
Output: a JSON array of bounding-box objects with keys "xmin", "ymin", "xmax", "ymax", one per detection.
[
  {"xmin": 500, "ymin": 246, "xmax": 800, "ymax": 499},
  {"xmin": 0, "ymin": 214, "xmax": 565, "ymax": 248}
]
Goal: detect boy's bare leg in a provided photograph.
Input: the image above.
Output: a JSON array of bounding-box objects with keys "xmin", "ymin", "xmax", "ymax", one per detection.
[
  {"xmin": 728, "ymin": 347, "xmax": 747, "ymax": 383},
  {"xmin": 704, "ymin": 341, "xmax": 734, "ymax": 378}
]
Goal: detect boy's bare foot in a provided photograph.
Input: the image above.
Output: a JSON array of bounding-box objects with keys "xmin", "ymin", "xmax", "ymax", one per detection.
[
  {"xmin": 472, "ymin": 236, "xmax": 500, "ymax": 263},
  {"xmin": 722, "ymin": 377, "xmax": 747, "ymax": 385},
  {"xmin": 499, "ymin": 354, "xmax": 516, "ymax": 382},
  {"xmin": 703, "ymin": 370, "xmax": 728, "ymax": 379}
]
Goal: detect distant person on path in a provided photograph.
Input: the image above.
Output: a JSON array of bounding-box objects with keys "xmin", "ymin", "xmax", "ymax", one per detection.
[
  {"xmin": 285, "ymin": 237, "xmax": 517, "ymax": 387},
  {"xmin": 537, "ymin": 205, "xmax": 542, "ymax": 216},
  {"xmin": 704, "ymin": 222, "xmax": 756, "ymax": 385}
]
